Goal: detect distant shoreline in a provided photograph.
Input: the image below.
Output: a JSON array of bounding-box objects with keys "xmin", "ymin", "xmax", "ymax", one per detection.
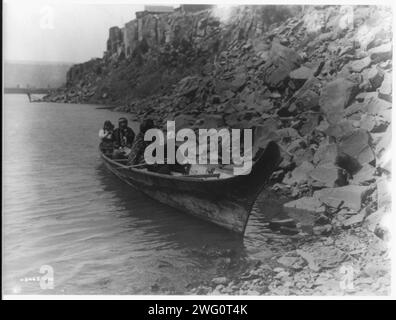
[{"xmin": 4, "ymin": 88, "xmax": 50, "ymax": 94}]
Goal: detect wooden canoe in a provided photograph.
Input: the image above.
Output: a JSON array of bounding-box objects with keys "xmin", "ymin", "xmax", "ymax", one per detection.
[{"xmin": 100, "ymin": 141, "xmax": 281, "ymax": 235}]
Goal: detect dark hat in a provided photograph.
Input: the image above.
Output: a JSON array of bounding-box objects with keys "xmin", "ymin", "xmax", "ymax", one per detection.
[{"xmin": 118, "ymin": 117, "xmax": 128, "ymax": 124}]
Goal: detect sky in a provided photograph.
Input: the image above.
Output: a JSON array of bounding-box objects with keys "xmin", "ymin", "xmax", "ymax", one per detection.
[
  {"xmin": 4, "ymin": 0, "xmax": 384, "ymax": 64},
  {"xmin": 1, "ymin": 0, "xmax": 284, "ymax": 64},
  {"xmin": 4, "ymin": 0, "xmax": 147, "ymax": 63},
  {"xmin": 5, "ymin": 0, "xmax": 233, "ymax": 64}
]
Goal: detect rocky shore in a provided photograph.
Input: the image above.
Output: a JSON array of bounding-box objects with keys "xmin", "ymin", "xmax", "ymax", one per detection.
[
  {"xmin": 44, "ymin": 5, "xmax": 392, "ymax": 295},
  {"xmin": 189, "ymin": 224, "xmax": 390, "ymax": 296}
]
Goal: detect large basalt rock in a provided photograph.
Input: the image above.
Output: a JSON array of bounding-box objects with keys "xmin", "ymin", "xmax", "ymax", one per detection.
[
  {"xmin": 282, "ymin": 161, "xmax": 314, "ymax": 186},
  {"xmin": 176, "ymin": 76, "xmax": 202, "ymax": 97},
  {"xmin": 373, "ymin": 125, "xmax": 391, "ymax": 171},
  {"xmin": 366, "ymin": 96, "xmax": 392, "ymax": 117},
  {"xmin": 344, "ymin": 101, "xmax": 367, "ymax": 118},
  {"xmin": 344, "ymin": 97, "xmax": 390, "ymax": 132},
  {"xmin": 289, "ymin": 77, "xmax": 321, "ymax": 112},
  {"xmin": 276, "ymin": 127, "xmax": 301, "ymax": 143},
  {"xmin": 297, "ymin": 114, "xmax": 320, "ymax": 137},
  {"xmin": 364, "ymin": 208, "xmax": 390, "ymax": 239},
  {"xmin": 313, "ymin": 142, "xmax": 340, "ymax": 166},
  {"xmin": 313, "ymin": 185, "xmax": 370, "ymax": 211},
  {"xmin": 359, "ymin": 114, "xmax": 388, "ymax": 133},
  {"xmin": 261, "ymin": 40, "xmax": 302, "ymax": 89},
  {"xmin": 324, "ymin": 120, "xmax": 354, "ymax": 139},
  {"xmin": 351, "ymin": 163, "xmax": 376, "ymax": 185},
  {"xmin": 378, "ymin": 72, "xmax": 392, "ymax": 102},
  {"xmin": 252, "ymin": 118, "xmax": 279, "ymax": 155},
  {"xmin": 339, "ymin": 129, "xmax": 375, "ymax": 167},
  {"xmin": 313, "ymin": 141, "xmax": 360, "ymax": 174},
  {"xmin": 289, "ymin": 66, "xmax": 315, "ymax": 90},
  {"xmin": 342, "ymin": 210, "xmax": 366, "ymax": 228},
  {"xmin": 309, "ymin": 163, "xmax": 347, "ymax": 188},
  {"xmin": 297, "ymin": 245, "xmax": 346, "ymax": 271},
  {"xmin": 367, "ymin": 67, "xmax": 384, "ymax": 89},
  {"xmin": 368, "ymin": 42, "xmax": 392, "ymax": 63},
  {"xmin": 376, "ymin": 178, "xmax": 391, "ymax": 211},
  {"xmin": 349, "ymin": 56, "xmax": 372, "ymax": 73},
  {"xmin": 283, "ymin": 196, "xmax": 325, "ymax": 215},
  {"xmin": 319, "ymin": 78, "xmax": 359, "ymax": 124},
  {"xmin": 229, "ymin": 73, "xmax": 247, "ymax": 92}
]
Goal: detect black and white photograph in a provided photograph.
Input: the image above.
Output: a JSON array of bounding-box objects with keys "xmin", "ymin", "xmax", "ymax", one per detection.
[{"xmin": 2, "ymin": 0, "xmax": 394, "ymax": 299}]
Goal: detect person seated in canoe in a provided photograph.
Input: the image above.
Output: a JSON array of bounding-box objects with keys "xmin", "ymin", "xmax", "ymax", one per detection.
[
  {"xmin": 127, "ymin": 119, "xmax": 155, "ymax": 165},
  {"xmin": 113, "ymin": 117, "xmax": 135, "ymax": 159},
  {"xmin": 99, "ymin": 120, "xmax": 115, "ymax": 156}
]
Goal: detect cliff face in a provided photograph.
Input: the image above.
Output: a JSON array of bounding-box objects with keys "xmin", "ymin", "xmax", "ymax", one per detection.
[
  {"xmin": 47, "ymin": 5, "xmax": 302, "ymax": 106},
  {"xmin": 47, "ymin": 6, "xmax": 391, "ymax": 123}
]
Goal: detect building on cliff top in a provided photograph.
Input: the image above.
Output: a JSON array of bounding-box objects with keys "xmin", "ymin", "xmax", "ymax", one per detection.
[
  {"xmin": 178, "ymin": 4, "xmax": 214, "ymax": 13},
  {"xmin": 135, "ymin": 5, "xmax": 174, "ymax": 18},
  {"xmin": 143, "ymin": 5, "xmax": 174, "ymax": 13}
]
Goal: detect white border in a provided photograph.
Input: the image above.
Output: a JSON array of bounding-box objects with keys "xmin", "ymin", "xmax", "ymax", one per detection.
[{"xmin": 2, "ymin": 0, "xmax": 396, "ymax": 300}]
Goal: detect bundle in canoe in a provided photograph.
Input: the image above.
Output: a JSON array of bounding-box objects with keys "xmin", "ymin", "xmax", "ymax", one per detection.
[{"xmin": 100, "ymin": 141, "xmax": 281, "ymax": 235}]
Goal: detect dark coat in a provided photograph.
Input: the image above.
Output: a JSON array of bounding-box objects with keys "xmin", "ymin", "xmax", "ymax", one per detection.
[
  {"xmin": 127, "ymin": 132, "xmax": 148, "ymax": 165},
  {"xmin": 113, "ymin": 127, "xmax": 135, "ymax": 148}
]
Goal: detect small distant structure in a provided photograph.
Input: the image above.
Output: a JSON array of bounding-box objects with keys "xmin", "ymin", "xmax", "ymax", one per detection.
[
  {"xmin": 179, "ymin": 4, "xmax": 214, "ymax": 13},
  {"xmin": 135, "ymin": 5, "xmax": 174, "ymax": 18},
  {"xmin": 144, "ymin": 5, "xmax": 174, "ymax": 13}
]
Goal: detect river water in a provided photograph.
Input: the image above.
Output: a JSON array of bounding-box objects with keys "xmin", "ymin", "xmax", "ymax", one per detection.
[{"xmin": 3, "ymin": 94, "xmax": 288, "ymax": 295}]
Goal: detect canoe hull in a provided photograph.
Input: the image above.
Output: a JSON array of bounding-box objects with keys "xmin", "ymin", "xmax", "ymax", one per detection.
[{"xmin": 101, "ymin": 141, "xmax": 280, "ymax": 234}]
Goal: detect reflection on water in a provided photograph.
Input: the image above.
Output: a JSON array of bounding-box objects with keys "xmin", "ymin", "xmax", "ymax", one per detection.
[{"xmin": 3, "ymin": 94, "xmax": 286, "ymax": 295}]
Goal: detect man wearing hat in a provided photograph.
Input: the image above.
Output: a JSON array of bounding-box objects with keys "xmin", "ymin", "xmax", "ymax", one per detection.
[{"xmin": 113, "ymin": 117, "xmax": 135, "ymax": 158}]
